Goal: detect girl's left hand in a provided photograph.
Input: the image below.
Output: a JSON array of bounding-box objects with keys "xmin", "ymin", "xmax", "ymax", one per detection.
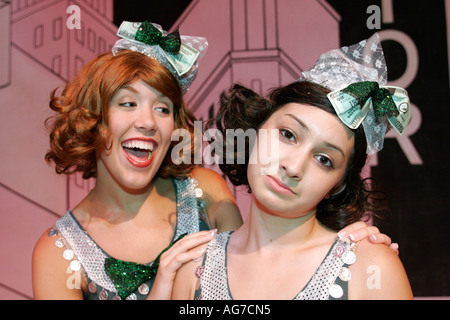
[{"xmin": 337, "ymin": 221, "xmax": 399, "ymax": 255}]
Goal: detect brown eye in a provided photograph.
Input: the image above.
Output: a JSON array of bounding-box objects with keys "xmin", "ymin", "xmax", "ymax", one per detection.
[
  {"xmin": 280, "ymin": 129, "xmax": 296, "ymax": 142},
  {"xmin": 315, "ymin": 155, "xmax": 333, "ymax": 168}
]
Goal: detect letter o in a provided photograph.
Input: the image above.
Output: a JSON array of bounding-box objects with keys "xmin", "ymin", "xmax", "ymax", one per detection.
[{"xmin": 379, "ymin": 30, "xmax": 419, "ymax": 88}]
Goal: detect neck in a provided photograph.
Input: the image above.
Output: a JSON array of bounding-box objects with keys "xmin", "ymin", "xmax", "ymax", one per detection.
[
  {"xmin": 75, "ymin": 165, "xmax": 157, "ymax": 224},
  {"xmin": 237, "ymin": 197, "xmax": 328, "ymax": 252}
]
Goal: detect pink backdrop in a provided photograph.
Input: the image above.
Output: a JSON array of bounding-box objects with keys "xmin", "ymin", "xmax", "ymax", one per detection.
[{"xmin": 0, "ymin": 0, "xmax": 448, "ymax": 299}]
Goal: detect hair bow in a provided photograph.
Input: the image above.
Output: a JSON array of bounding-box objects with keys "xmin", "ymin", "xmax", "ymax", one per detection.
[
  {"xmin": 104, "ymin": 233, "xmax": 187, "ymax": 299},
  {"xmin": 135, "ymin": 21, "xmax": 181, "ymax": 54},
  {"xmin": 342, "ymin": 81, "xmax": 399, "ymax": 121},
  {"xmin": 327, "ymin": 81, "xmax": 410, "ymax": 135},
  {"xmin": 113, "ymin": 21, "xmax": 208, "ymax": 94},
  {"xmin": 300, "ymin": 33, "xmax": 412, "ymax": 154}
]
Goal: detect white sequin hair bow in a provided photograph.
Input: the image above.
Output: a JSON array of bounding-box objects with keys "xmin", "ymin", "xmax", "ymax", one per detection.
[
  {"xmin": 299, "ymin": 33, "xmax": 411, "ymax": 155},
  {"xmin": 112, "ymin": 21, "xmax": 208, "ymax": 94}
]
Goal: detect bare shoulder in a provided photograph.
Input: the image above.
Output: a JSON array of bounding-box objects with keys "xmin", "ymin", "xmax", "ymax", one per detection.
[
  {"xmin": 32, "ymin": 228, "xmax": 84, "ymax": 299},
  {"xmin": 348, "ymin": 239, "xmax": 413, "ymax": 300},
  {"xmin": 191, "ymin": 167, "xmax": 228, "ymax": 187},
  {"xmin": 191, "ymin": 167, "xmax": 242, "ymax": 232}
]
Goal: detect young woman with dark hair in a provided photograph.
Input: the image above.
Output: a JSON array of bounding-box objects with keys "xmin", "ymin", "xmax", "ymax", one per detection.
[{"xmin": 172, "ymin": 34, "xmax": 413, "ymax": 300}]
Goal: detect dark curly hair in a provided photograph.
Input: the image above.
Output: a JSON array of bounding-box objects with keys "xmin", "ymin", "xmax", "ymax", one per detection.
[
  {"xmin": 45, "ymin": 50, "xmax": 196, "ymax": 180},
  {"xmin": 208, "ymin": 81, "xmax": 387, "ymax": 231}
]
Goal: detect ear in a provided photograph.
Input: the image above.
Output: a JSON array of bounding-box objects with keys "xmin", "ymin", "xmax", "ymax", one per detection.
[{"xmin": 327, "ymin": 183, "xmax": 346, "ymax": 199}]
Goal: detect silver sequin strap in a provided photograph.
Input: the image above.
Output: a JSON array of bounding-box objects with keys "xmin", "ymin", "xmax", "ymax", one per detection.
[
  {"xmin": 173, "ymin": 177, "xmax": 205, "ymax": 239},
  {"xmin": 294, "ymin": 239, "xmax": 354, "ymax": 300},
  {"xmin": 196, "ymin": 232, "xmax": 355, "ymax": 300},
  {"xmin": 55, "ymin": 212, "xmax": 117, "ymax": 292},
  {"xmin": 195, "ymin": 231, "xmax": 233, "ymax": 300}
]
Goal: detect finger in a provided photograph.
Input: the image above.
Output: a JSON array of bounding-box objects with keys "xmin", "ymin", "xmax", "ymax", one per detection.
[
  {"xmin": 390, "ymin": 243, "xmax": 400, "ymax": 255},
  {"xmin": 159, "ymin": 230, "xmax": 216, "ymax": 266},
  {"xmin": 368, "ymin": 232, "xmax": 392, "ymax": 246},
  {"xmin": 337, "ymin": 221, "xmax": 369, "ymax": 240},
  {"xmin": 346, "ymin": 226, "xmax": 382, "ymax": 242},
  {"xmin": 158, "ymin": 241, "xmax": 210, "ymax": 278}
]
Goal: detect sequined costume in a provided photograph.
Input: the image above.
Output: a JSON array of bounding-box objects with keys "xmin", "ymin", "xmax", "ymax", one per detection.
[
  {"xmin": 194, "ymin": 231, "xmax": 357, "ymax": 300},
  {"xmin": 48, "ymin": 177, "xmax": 209, "ymax": 300}
]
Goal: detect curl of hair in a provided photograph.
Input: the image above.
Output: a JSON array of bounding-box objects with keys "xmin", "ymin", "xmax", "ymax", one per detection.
[
  {"xmin": 45, "ymin": 50, "xmax": 196, "ymax": 180},
  {"xmin": 210, "ymin": 81, "xmax": 387, "ymax": 231}
]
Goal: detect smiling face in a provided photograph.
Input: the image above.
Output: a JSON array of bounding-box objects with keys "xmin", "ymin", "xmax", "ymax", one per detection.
[
  {"xmin": 247, "ymin": 103, "xmax": 355, "ymax": 218},
  {"xmin": 97, "ymin": 80, "xmax": 175, "ymax": 192}
]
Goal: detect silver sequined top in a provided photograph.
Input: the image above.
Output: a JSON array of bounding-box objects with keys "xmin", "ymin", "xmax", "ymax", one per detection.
[
  {"xmin": 194, "ymin": 231, "xmax": 356, "ymax": 300},
  {"xmin": 50, "ymin": 177, "xmax": 209, "ymax": 300}
]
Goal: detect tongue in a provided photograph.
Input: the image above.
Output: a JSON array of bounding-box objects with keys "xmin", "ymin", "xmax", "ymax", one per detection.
[{"xmin": 124, "ymin": 147, "xmax": 151, "ymax": 161}]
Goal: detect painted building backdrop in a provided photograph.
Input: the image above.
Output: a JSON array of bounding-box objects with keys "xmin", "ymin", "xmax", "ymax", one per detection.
[{"xmin": 0, "ymin": 0, "xmax": 448, "ymax": 299}]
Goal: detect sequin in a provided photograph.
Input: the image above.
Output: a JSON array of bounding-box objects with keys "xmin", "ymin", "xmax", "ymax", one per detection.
[
  {"xmin": 138, "ymin": 283, "xmax": 150, "ymax": 295},
  {"xmin": 63, "ymin": 249, "xmax": 74, "ymax": 261},
  {"xmin": 329, "ymin": 284, "xmax": 344, "ymax": 299},
  {"xmin": 55, "ymin": 238, "xmax": 65, "ymax": 248},
  {"xmin": 48, "ymin": 229, "xmax": 58, "ymax": 237},
  {"xmin": 99, "ymin": 289, "xmax": 108, "ymax": 300},
  {"xmin": 190, "ymin": 178, "xmax": 199, "ymax": 188},
  {"xmin": 126, "ymin": 293, "xmax": 137, "ymax": 300},
  {"xmin": 88, "ymin": 282, "xmax": 97, "ymax": 294},
  {"xmin": 70, "ymin": 260, "xmax": 81, "ymax": 272},
  {"xmin": 342, "ymin": 251, "xmax": 356, "ymax": 265},
  {"xmin": 195, "ymin": 265, "xmax": 204, "ymax": 278},
  {"xmin": 195, "ymin": 187, "xmax": 203, "ymax": 198},
  {"xmin": 339, "ymin": 267, "xmax": 352, "ymax": 281},
  {"xmin": 197, "ymin": 199, "xmax": 206, "ymax": 209},
  {"xmin": 333, "ymin": 244, "xmax": 345, "ymax": 258}
]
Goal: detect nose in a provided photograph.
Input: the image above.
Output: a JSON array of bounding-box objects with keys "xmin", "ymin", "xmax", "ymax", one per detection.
[
  {"xmin": 134, "ymin": 105, "xmax": 156, "ymax": 133},
  {"xmin": 280, "ymin": 151, "xmax": 306, "ymax": 182}
]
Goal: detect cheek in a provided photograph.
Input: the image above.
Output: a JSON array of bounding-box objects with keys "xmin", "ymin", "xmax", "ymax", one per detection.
[{"xmin": 158, "ymin": 119, "xmax": 176, "ymax": 147}]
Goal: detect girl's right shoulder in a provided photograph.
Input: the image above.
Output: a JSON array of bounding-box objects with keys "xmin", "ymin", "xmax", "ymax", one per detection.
[{"xmin": 32, "ymin": 228, "xmax": 84, "ymax": 299}]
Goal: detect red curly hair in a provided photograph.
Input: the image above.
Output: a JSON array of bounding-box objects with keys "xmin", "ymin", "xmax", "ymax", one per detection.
[{"xmin": 45, "ymin": 50, "xmax": 196, "ymax": 179}]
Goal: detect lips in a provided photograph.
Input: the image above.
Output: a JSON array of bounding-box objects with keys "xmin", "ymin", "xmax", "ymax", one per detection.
[
  {"xmin": 121, "ymin": 138, "xmax": 157, "ymax": 168},
  {"xmin": 266, "ymin": 175, "xmax": 295, "ymax": 195}
]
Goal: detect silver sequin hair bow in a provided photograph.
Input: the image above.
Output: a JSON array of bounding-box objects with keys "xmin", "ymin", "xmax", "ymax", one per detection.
[
  {"xmin": 299, "ymin": 33, "xmax": 411, "ymax": 155},
  {"xmin": 112, "ymin": 21, "xmax": 208, "ymax": 94}
]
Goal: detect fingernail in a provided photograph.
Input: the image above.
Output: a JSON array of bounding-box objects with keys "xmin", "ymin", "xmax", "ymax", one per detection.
[
  {"xmin": 349, "ymin": 233, "xmax": 356, "ymax": 241},
  {"xmin": 209, "ymin": 229, "xmax": 218, "ymax": 236},
  {"xmin": 196, "ymin": 247, "xmax": 206, "ymax": 254},
  {"xmin": 371, "ymin": 234, "xmax": 377, "ymax": 241},
  {"xmin": 337, "ymin": 231, "xmax": 347, "ymax": 239}
]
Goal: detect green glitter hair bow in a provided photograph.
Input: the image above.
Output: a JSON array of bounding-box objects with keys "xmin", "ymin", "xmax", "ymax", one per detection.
[
  {"xmin": 113, "ymin": 21, "xmax": 208, "ymax": 94},
  {"xmin": 135, "ymin": 21, "xmax": 181, "ymax": 54},
  {"xmin": 300, "ymin": 33, "xmax": 411, "ymax": 155},
  {"xmin": 104, "ymin": 233, "xmax": 187, "ymax": 299}
]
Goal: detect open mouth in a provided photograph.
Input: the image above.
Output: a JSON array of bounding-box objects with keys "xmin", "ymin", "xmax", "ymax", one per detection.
[{"xmin": 121, "ymin": 139, "xmax": 157, "ymax": 168}]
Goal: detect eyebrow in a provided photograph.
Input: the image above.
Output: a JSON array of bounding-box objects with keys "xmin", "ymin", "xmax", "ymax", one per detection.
[
  {"xmin": 285, "ymin": 113, "xmax": 346, "ymax": 158},
  {"xmin": 117, "ymin": 85, "xmax": 172, "ymax": 103}
]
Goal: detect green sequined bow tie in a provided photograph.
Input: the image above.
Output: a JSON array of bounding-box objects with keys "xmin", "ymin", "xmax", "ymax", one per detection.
[
  {"xmin": 342, "ymin": 81, "xmax": 399, "ymax": 121},
  {"xmin": 104, "ymin": 233, "xmax": 187, "ymax": 299},
  {"xmin": 134, "ymin": 21, "xmax": 181, "ymax": 54}
]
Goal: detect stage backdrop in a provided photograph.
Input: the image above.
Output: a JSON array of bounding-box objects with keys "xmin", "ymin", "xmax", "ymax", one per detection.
[{"xmin": 0, "ymin": 0, "xmax": 448, "ymax": 299}]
